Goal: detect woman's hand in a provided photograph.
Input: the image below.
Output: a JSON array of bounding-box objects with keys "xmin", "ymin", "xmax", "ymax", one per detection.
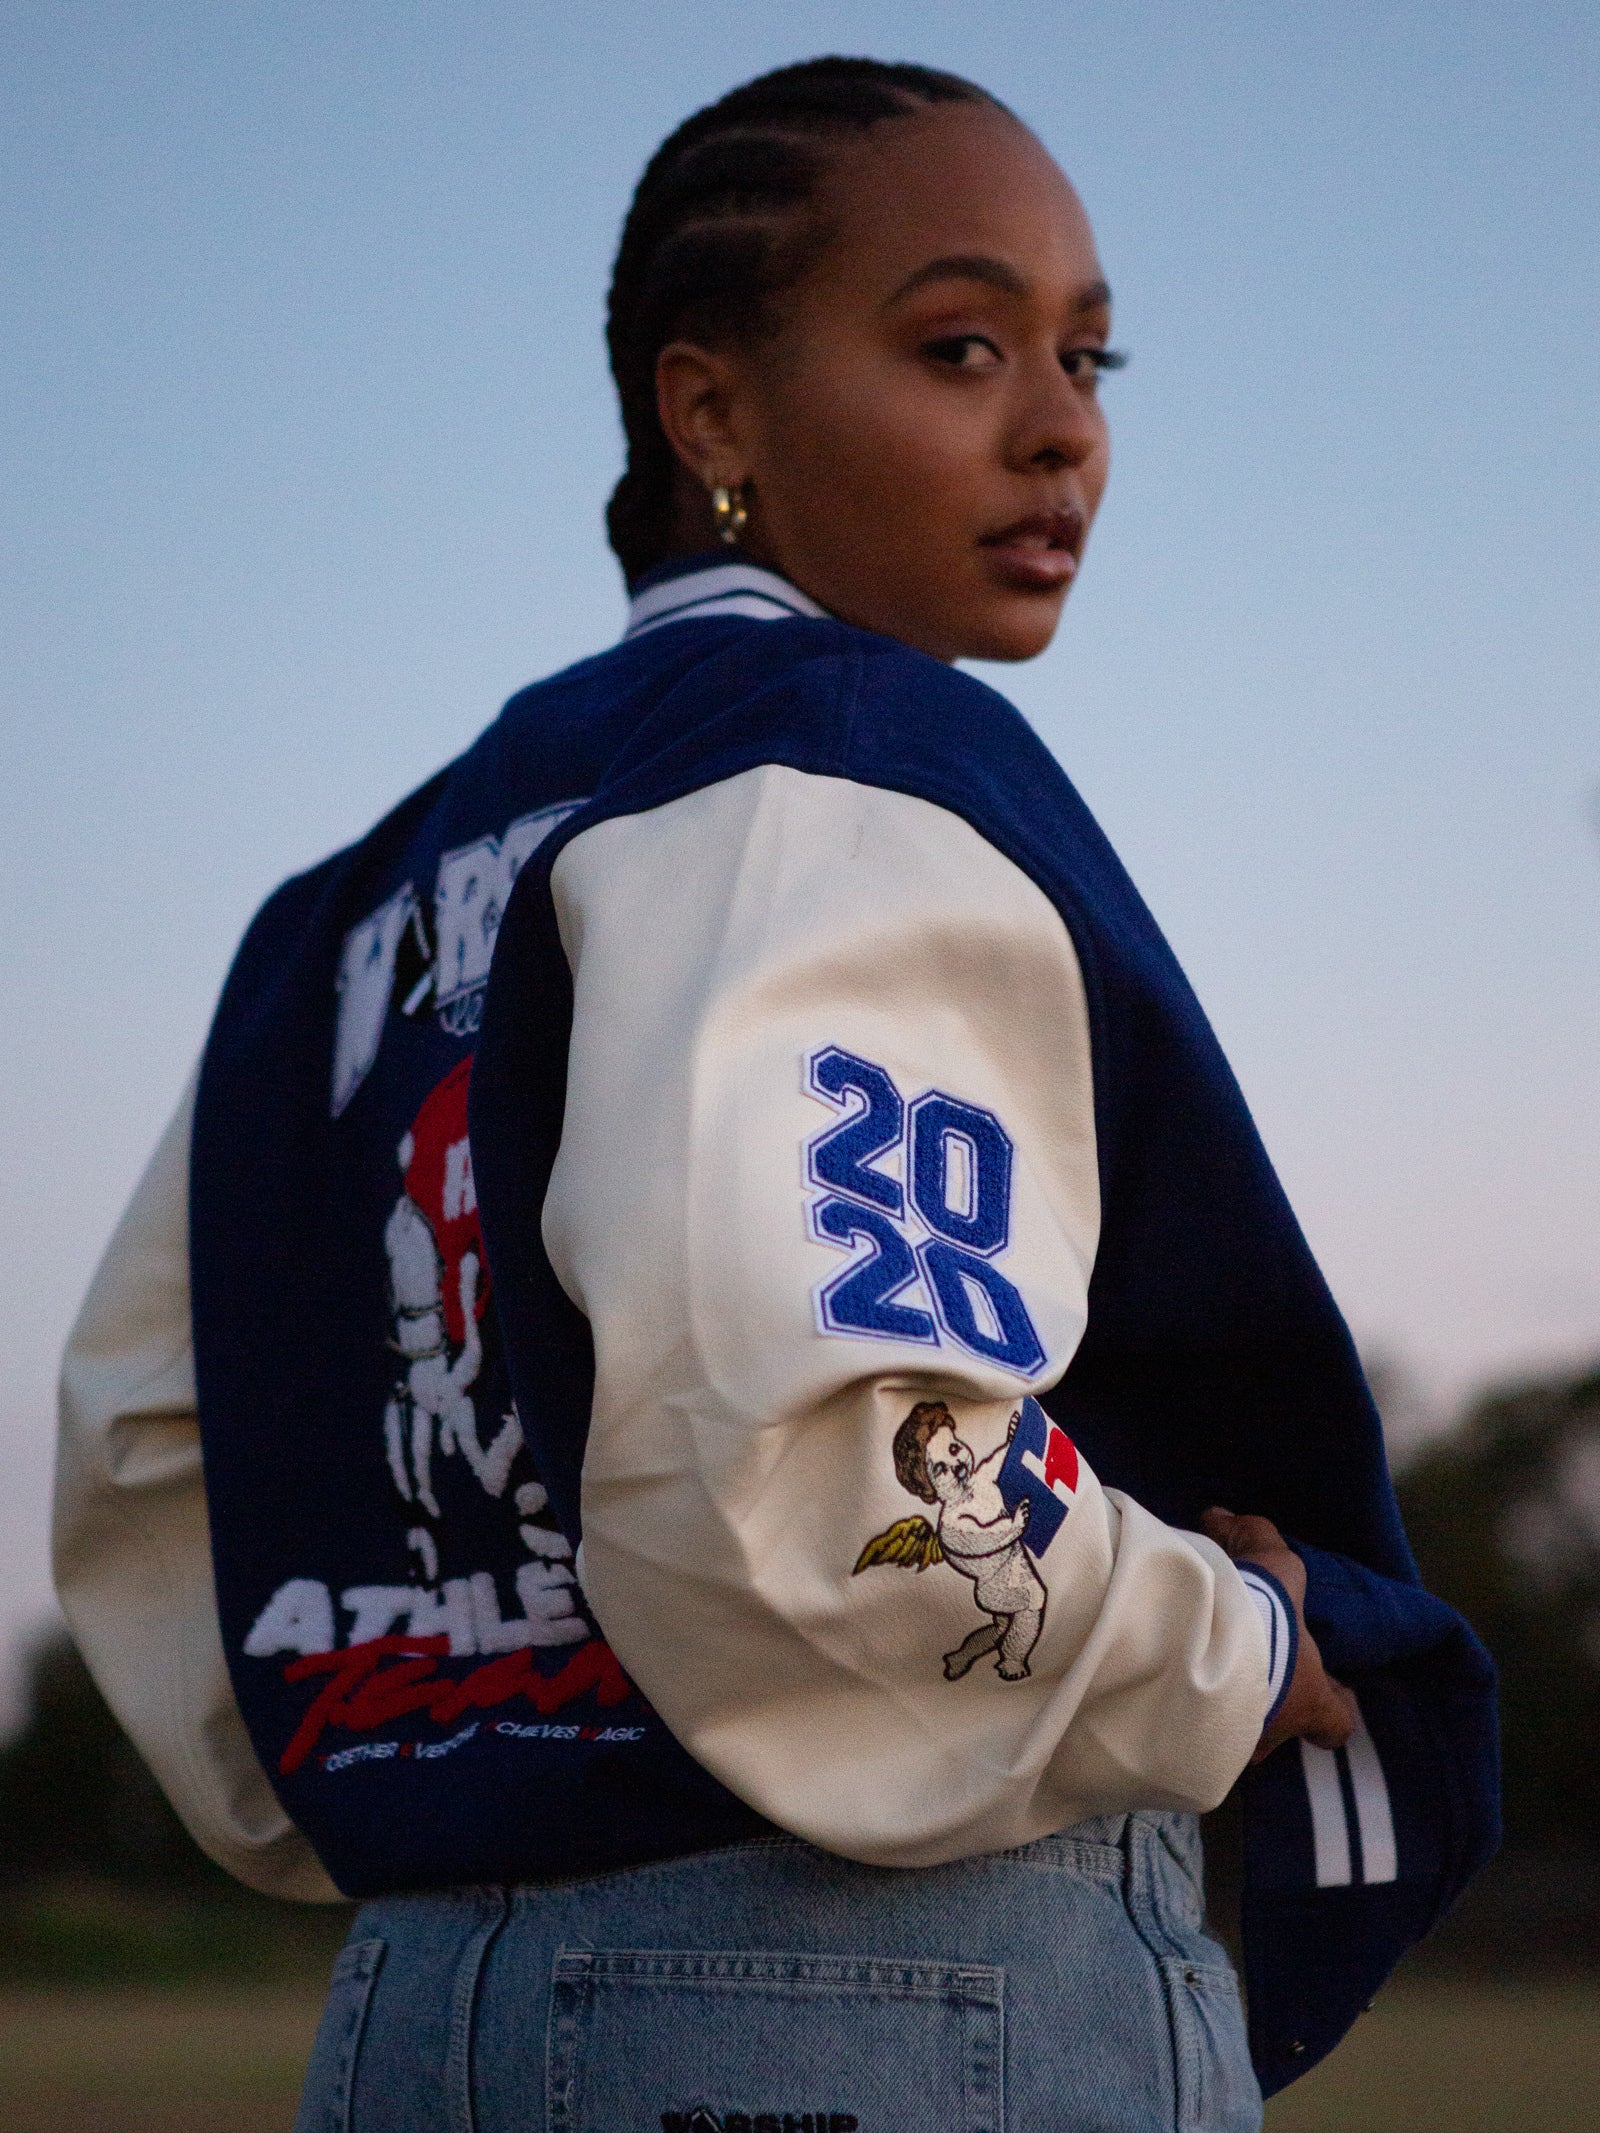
[{"xmin": 1202, "ymin": 1508, "xmax": 1361, "ymax": 1764}]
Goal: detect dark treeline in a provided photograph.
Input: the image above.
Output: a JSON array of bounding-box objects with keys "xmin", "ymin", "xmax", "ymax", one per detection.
[
  {"xmin": 1400, "ymin": 1362, "xmax": 1600, "ymax": 1841},
  {"xmin": 0, "ymin": 1632, "xmax": 224, "ymax": 1892},
  {"xmin": 0, "ymin": 1636, "xmax": 352, "ymax": 1982}
]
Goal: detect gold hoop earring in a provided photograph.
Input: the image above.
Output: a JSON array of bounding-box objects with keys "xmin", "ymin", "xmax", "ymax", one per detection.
[{"xmin": 711, "ymin": 482, "xmax": 748, "ymax": 546}]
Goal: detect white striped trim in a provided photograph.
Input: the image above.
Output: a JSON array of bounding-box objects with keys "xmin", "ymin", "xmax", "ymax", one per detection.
[
  {"xmin": 1300, "ymin": 1737, "xmax": 1354, "ymax": 1886},
  {"xmin": 1237, "ymin": 1565, "xmax": 1294, "ymax": 1720},
  {"xmin": 624, "ymin": 562, "xmax": 827, "ymax": 640},
  {"xmin": 1299, "ymin": 1710, "xmax": 1397, "ymax": 1887},
  {"xmin": 1345, "ymin": 1716, "xmax": 1398, "ymax": 1883}
]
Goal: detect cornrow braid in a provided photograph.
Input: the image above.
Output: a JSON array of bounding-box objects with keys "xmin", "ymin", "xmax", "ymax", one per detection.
[{"xmin": 604, "ymin": 56, "xmax": 1005, "ymax": 581}]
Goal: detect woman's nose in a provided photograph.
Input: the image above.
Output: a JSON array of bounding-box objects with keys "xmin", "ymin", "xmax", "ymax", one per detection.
[{"xmin": 1015, "ymin": 361, "xmax": 1104, "ymax": 474}]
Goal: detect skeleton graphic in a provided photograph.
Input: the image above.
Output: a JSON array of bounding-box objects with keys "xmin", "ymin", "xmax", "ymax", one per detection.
[
  {"xmin": 854, "ymin": 1400, "xmax": 1047, "ymax": 1681},
  {"xmin": 382, "ymin": 1060, "xmax": 521, "ymax": 1519}
]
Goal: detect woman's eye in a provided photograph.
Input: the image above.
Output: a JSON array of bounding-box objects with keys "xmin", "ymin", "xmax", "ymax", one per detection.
[
  {"xmin": 1060, "ymin": 346, "xmax": 1129, "ymax": 389},
  {"xmin": 922, "ymin": 334, "xmax": 1003, "ymax": 371}
]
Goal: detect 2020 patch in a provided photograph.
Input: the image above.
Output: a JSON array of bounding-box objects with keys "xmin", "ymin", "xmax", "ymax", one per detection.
[{"xmin": 801, "ymin": 1046, "xmax": 1045, "ymax": 1376}]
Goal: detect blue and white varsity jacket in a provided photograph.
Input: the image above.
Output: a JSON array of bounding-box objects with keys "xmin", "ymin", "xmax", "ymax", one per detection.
[{"xmin": 55, "ymin": 554, "xmax": 1497, "ymax": 2092}]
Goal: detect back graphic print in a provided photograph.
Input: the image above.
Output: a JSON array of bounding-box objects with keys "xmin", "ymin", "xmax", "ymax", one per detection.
[{"xmin": 192, "ymin": 738, "xmax": 757, "ymax": 1894}]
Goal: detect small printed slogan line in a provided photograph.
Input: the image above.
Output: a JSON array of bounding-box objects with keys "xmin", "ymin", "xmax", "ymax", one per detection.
[{"xmin": 320, "ymin": 1717, "xmax": 647, "ymax": 1775}]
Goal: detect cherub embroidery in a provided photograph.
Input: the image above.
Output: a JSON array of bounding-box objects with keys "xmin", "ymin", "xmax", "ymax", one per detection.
[{"xmin": 854, "ymin": 1399, "xmax": 1047, "ymax": 1682}]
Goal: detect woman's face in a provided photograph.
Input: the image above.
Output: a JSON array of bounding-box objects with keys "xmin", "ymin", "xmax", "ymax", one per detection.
[{"xmin": 658, "ymin": 103, "xmax": 1114, "ymax": 664}]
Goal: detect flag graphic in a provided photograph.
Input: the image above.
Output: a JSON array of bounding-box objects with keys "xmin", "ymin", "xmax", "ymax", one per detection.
[{"xmin": 997, "ymin": 1396, "xmax": 1079, "ymax": 1554}]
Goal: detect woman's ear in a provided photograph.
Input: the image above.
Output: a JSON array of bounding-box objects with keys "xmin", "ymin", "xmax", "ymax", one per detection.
[{"xmin": 654, "ymin": 340, "xmax": 749, "ymax": 495}]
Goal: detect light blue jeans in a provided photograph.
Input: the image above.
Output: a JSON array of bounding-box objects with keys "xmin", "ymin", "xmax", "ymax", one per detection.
[{"xmin": 294, "ymin": 1815, "xmax": 1259, "ymax": 2133}]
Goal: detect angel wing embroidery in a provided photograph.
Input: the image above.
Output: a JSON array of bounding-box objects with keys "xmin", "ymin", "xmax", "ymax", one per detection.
[{"xmin": 853, "ymin": 1515, "xmax": 943, "ymax": 1575}]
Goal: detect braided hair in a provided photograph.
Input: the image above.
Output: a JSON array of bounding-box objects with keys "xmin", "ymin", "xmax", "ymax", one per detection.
[{"xmin": 604, "ymin": 56, "xmax": 1006, "ymax": 581}]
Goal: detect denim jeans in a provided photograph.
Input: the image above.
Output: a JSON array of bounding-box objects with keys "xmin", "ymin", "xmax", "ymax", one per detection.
[{"xmin": 294, "ymin": 1814, "xmax": 1259, "ymax": 2133}]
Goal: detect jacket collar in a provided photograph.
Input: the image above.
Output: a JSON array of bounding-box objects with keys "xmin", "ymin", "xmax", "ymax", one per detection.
[{"xmin": 623, "ymin": 552, "xmax": 826, "ymax": 641}]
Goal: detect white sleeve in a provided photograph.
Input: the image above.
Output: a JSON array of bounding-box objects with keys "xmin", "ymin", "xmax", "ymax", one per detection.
[
  {"xmin": 542, "ymin": 763, "xmax": 1275, "ymax": 1867},
  {"xmin": 53, "ymin": 1074, "xmax": 341, "ymax": 1902}
]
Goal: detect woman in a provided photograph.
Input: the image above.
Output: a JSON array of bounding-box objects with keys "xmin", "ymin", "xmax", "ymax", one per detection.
[{"xmin": 56, "ymin": 57, "xmax": 1495, "ymax": 2133}]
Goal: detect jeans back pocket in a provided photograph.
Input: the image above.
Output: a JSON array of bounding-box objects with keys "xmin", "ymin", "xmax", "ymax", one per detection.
[
  {"xmin": 547, "ymin": 1948, "xmax": 1003, "ymax": 2133},
  {"xmin": 294, "ymin": 1935, "xmax": 386, "ymax": 2133}
]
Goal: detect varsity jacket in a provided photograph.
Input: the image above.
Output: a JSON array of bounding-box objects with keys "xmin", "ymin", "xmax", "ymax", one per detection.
[{"xmin": 55, "ymin": 554, "xmax": 1497, "ymax": 2092}]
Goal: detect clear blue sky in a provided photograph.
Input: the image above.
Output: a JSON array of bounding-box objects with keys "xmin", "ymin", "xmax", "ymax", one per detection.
[{"xmin": 3, "ymin": 1, "xmax": 1597, "ymax": 1703}]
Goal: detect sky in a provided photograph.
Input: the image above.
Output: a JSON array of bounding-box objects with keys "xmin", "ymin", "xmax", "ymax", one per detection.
[{"xmin": 3, "ymin": 0, "xmax": 1597, "ymax": 1718}]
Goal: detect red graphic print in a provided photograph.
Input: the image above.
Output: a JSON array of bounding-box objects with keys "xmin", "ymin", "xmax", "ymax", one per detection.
[
  {"xmin": 278, "ymin": 1637, "xmax": 635, "ymax": 1774},
  {"xmin": 401, "ymin": 1057, "xmax": 484, "ymax": 1344}
]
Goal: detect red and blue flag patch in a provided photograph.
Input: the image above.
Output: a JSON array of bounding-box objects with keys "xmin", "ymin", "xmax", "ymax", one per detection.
[{"xmin": 997, "ymin": 1397, "xmax": 1079, "ymax": 1554}]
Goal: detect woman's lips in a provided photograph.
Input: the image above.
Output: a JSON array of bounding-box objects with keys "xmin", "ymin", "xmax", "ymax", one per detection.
[{"xmin": 978, "ymin": 510, "xmax": 1084, "ymax": 592}]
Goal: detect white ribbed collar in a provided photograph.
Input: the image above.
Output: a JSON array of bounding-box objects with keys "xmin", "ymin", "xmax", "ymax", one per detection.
[{"xmin": 623, "ymin": 558, "xmax": 826, "ymax": 641}]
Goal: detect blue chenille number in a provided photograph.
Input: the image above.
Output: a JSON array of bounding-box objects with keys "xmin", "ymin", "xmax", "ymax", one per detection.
[
  {"xmin": 805, "ymin": 1047, "xmax": 1045, "ymax": 1373},
  {"xmin": 909, "ymin": 1092, "xmax": 1013, "ymax": 1252},
  {"xmin": 812, "ymin": 1199, "xmax": 937, "ymax": 1344},
  {"xmin": 920, "ymin": 1242, "xmax": 1046, "ymax": 1375},
  {"xmin": 806, "ymin": 1046, "xmax": 904, "ymax": 1214}
]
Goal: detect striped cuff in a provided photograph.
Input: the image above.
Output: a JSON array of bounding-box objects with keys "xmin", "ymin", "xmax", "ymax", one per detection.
[{"xmin": 1236, "ymin": 1563, "xmax": 1298, "ymax": 1728}]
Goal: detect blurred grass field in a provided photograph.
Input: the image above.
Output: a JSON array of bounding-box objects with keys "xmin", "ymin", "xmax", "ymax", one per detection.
[
  {"xmin": 1262, "ymin": 1980, "xmax": 1600, "ymax": 2133},
  {"xmin": 1, "ymin": 1977, "xmax": 1596, "ymax": 2132},
  {"xmin": 0, "ymin": 1985, "xmax": 323, "ymax": 2133}
]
